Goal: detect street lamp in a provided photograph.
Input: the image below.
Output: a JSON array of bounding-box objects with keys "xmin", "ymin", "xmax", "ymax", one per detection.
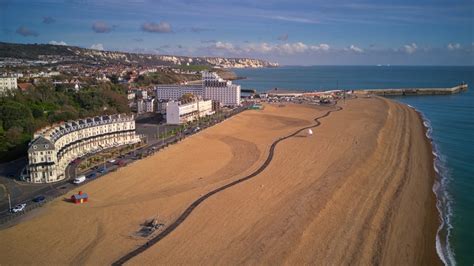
[{"xmin": 8, "ymin": 193, "xmax": 12, "ymax": 211}]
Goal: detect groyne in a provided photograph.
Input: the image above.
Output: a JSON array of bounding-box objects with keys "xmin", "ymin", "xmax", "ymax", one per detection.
[{"xmin": 356, "ymin": 84, "xmax": 467, "ymax": 96}]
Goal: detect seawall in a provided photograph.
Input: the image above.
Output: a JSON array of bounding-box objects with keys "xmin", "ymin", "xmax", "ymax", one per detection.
[{"xmin": 356, "ymin": 84, "xmax": 468, "ymax": 96}]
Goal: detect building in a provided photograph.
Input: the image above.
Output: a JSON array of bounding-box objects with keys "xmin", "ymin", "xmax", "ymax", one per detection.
[
  {"xmin": 27, "ymin": 114, "xmax": 141, "ymax": 183},
  {"xmin": 135, "ymin": 99, "xmax": 155, "ymax": 114},
  {"xmin": 145, "ymin": 99, "xmax": 155, "ymax": 113},
  {"xmin": 127, "ymin": 91, "xmax": 136, "ymax": 100},
  {"xmin": 155, "ymin": 72, "xmax": 241, "ymax": 107},
  {"xmin": 202, "ymin": 71, "xmax": 241, "ymax": 106},
  {"xmin": 155, "ymin": 84, "xmax": 203, "ymax": 101},
  {"xmin": 17, "ymin": 82, "xmax": 34, "ymax": 92},
  {"xmin": 136, "ymin": 89, "xmax": 148, "ymax": 99},
  {"xmin": 136, "ymin": 99, "xmax": 145, "ymax": 114},
  {"xmin": 266, "ymin": 88, "xmax": 305, "ymax": 97},
  {"xmin": 166, "ymin": 99, "xmax": 213, "ymax": 125},
  {"xmin": 0, "ymin": 77, "xmax": 17, "ymax": 95},
  {"xmin": 156, "ymin": 100, "xmax": 169, "ymax": 115}
]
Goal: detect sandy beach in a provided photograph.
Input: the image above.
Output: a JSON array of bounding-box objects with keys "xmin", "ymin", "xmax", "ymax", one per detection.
[{"xmin": 0, "ymin": 97, "xmax": 440, "ymax": 265}]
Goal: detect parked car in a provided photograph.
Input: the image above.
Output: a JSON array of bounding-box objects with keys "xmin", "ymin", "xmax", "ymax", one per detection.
[
  {"xmin": 73, "ymin": 175, "xmax": 86, "ymax": 184},
  {"xmin": 32, "ymin": 195, "xmax": 46, "ymax": 203},
  {"xmin": 86, "ymin": 172, "xmax": 97, "ymax": 179},
  {"xmin": 116, "ymin": 160, "xmax": 126, "ymax": 167},
  {"xmin": 97, "ymin": 167, "xmax": 107, "ymax": 174},
  {"xmin": 108, "ymin": 159, "xmax": 116, "ymax": 164},
  {"xmin": 11, "ymin": 203, "xmax": 26, "ymax": 213}
]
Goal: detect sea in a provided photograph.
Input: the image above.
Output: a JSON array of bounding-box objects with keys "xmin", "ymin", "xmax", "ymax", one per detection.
[{"xmin": 233, "ymin": 66, "xmax": 474, "ymax": 266}]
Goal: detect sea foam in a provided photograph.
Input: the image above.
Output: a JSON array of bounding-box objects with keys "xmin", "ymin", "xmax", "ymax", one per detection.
[{"xmin": 417, "ymin": 109, "xmax": 456, "ymax": 266}]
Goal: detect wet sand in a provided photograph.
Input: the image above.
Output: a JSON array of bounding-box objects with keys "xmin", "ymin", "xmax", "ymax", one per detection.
[{"xmin": 0, "ymin": 97, "xmax": 440, "ymax": 265}]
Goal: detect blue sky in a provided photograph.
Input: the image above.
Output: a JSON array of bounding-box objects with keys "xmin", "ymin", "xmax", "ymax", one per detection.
[{"xmin": 0, "ymin": 0, "xmax": 473, "ymax": 65}]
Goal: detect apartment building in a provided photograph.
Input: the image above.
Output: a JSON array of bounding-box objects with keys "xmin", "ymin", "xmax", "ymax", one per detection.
[
  {"xmin": 155, "ymin": 72, "xmax": 241, "ymax": 107},
  {"xmin": 166, "ymin": 99, "xmax": 213, "ymax": 125},
  {"xmin": 0, "ymin": 77, "xmax": 17, "ymax": 95},
  {"xmin": 27, "ymin": 114, "xmax": 141, "ymax": 183},
  {"xmin": 155, "ymin": 84, "xmax": 203, "ymax": 101}
]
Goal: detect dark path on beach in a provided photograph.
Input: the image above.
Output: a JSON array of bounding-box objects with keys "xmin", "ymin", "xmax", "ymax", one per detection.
[{"xmin": 112, "ymin": 104, "xmax": 343, "ymax": 265}]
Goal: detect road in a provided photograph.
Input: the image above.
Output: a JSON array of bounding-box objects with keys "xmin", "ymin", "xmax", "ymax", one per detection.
[{"xmin": 0, "ymin": 104, "xmax": 250, "ymax": 224}]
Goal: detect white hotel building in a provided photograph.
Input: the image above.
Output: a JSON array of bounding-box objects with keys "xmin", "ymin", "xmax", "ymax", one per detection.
[
  {"xmin": 27, "ymin": 114, "xmax": 141, "ymax": 183},
  {"xmin": 155, "ymin": 71, "xmax": 240, "ymax": 107},
  {"xmin": 166, "ymin": 99, "xmax": 214, "ymax": 125}
]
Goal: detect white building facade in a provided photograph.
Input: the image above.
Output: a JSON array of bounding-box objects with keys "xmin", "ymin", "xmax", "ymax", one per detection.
[
  {"xmin": 0, "ymin": 77, "xmax": 17, "ymax": 94},
  {"xmin": 202, "ymin": 71, "xmax": 241, "ymax": 106},
  {"xmin": 145, "ymin": 99, "xmax": 155, "ymax": 113},
  {"xmin": 155, "ymin": 72, "xmax": 240, "ymax": 107},
  {"xmin": 166, "ymin": 99, "xmax": 213, "ymax": 125},
  {"xmin": 27, "ymin": 114, "xmax": 141, "ymax": 183},
  {"xmin": 155, "ymin": 84, "xmax": 203, "ymax": 101}
]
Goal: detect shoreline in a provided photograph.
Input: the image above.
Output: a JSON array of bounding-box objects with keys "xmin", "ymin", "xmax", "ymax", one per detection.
[{"xmin": 408, "ymin": 104, "xmax": 454, "ymax": 265}]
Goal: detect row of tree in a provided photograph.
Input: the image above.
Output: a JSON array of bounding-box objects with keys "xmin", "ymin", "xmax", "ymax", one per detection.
[{"xmin": 0, "ymin": 81, "xmax": 130, "ymax": 162}]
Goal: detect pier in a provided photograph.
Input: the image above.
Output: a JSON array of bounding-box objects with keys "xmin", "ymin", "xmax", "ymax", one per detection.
[{"xmin": 355, "ymin": 84, "xmax": 468, "ymax": 96}]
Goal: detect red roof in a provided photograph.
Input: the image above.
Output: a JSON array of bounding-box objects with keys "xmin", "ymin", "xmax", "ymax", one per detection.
[{"xmin": 17, "ymin": 83, "xmax": 34, "ymax": 91}]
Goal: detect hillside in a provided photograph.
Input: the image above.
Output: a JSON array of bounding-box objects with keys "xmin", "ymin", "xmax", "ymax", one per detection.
[{"xmin": 0, "ymin": 42, "xmax": 278, "ymax": 68}]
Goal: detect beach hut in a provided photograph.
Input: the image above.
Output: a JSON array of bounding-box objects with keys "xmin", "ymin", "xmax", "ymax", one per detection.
[{"xmin": 71, "ymin": 191, "xmax": 89, "ymax": 204}]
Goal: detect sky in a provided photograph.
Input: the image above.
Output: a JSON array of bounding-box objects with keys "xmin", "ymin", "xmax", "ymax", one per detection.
[{"xmin": 0, "ymin": 0, "xmax": 473, "ymax": 65}]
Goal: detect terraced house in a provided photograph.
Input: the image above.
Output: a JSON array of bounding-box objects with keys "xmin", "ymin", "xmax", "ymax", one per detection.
[{"xmin": 27, "ymin": 114, "xmax": 141, "ymax": 183}]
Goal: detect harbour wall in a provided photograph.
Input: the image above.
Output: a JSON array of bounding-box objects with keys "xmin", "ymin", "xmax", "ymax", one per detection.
[{"xmin": 355, "ymin": 84, "xmax": 468, "ymax": 96}]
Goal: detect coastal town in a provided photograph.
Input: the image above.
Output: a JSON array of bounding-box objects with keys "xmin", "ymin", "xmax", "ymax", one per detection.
[
  {"xmin": 0, "ymin": 1, "xmax": 471, "ymax": 261},
  {"xmin": 0, "ymin": 48, "xmax": 348, "ymax": 220},
  {"xmin": 0, "ymin": 43, "xmax": 468, "ymax": 225}
]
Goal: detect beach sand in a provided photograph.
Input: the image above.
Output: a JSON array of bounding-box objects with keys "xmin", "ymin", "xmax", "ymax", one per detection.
[{"xmin": 0, "ymin": 97, "xmax": 440, "ymax": 265}]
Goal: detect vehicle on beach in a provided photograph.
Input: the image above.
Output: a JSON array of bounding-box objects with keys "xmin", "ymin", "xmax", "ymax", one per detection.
[
  {"xmin": 32, "ymin": 195, "xmax": 46, "ymax": 203},
  {"xmin": 10, "ymin": 203, "xmax": 26, "ymax": 213},
  {"xmin": 73, "ymin": 175, "xmax": 86, "ymax": 184}
]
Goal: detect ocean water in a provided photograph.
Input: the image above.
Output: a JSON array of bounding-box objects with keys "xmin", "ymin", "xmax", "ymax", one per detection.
[{"xmin": 234, "ymin": 66, "xmax": 474, "ymax": 266}]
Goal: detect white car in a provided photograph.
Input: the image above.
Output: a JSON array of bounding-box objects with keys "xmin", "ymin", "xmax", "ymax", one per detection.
[
  {"xmin": 108, "ymin": 159, "xmax": 116, "ymax": 164},
  {"xmin": 11, "ymin": 203, "xmax": 26, "ymax": 213},
  {"xmin": 73, "ymin": 175, "xmax": 86, "ymax": 184}
]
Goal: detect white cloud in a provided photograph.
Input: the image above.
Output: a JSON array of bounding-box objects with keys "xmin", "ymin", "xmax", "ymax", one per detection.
[
  {"xmin": 49, "ymin": 40, "xmax": 67, "ymax": 46},
  {"xmin": 447, "ymin": 43, "xmax": 461, "ymax": 51},
  {"xmin": 265, "ymin": 15, "xmax": 319, "ymax": 24},
  {"xmin": 279, "ymin": 42, "xmax": 308, "ymax": 54},
  {"xmin": 348, "ymin": 44, "xmax": 363, "ymax": 53},
  {"xmin": 244, "ymin": 42, "xmax": 274, "ymax": 53},
  {"xmin": 90, "ymin": 43, "xmax": 104, "ymax": 50},
  {"xmin": 141, "ymin": 21, "xmax": 172, "ymax": 33},
  {"xmin": 311, "ymin": 43, "xmax": 330, "ymax": 51},
  {"xmin": 214, "ymin": 41, "xmax": 235, "ymax": 51},
  {"xmin": 208, "ymin": 41, "xmax": 331, "ymax": 55},
  {"xmin": 403, "ymin": 43, "xmax": 418, "ymax": 54}
]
